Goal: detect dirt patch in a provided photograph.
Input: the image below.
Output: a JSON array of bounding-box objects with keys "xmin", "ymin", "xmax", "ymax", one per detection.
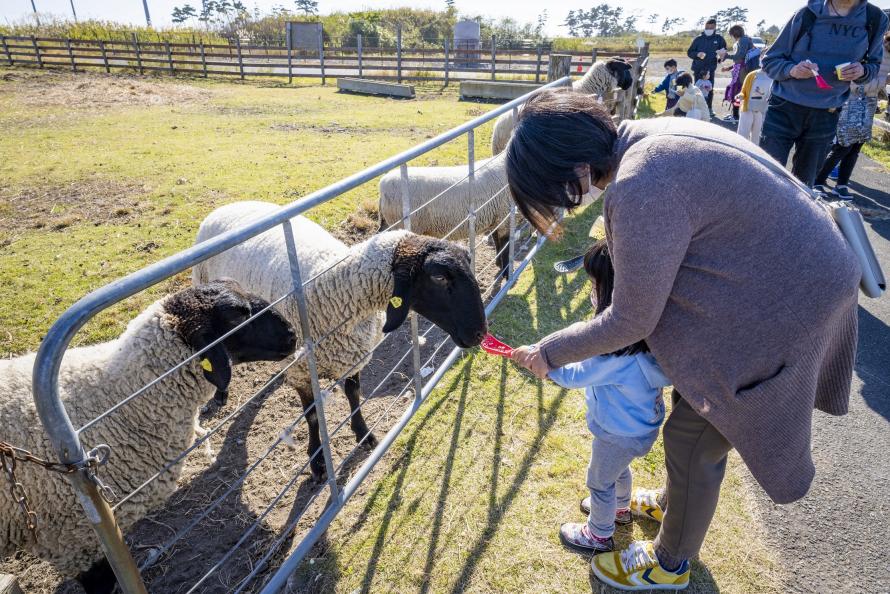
[
  {"xmin": 0, "ymin": 177, "xmax": 151, "ymax": 236},
  {"xmin": 332, "ymin": 198, "xmax": 381, "ymax": 244},
  {"xmin": 1, "ymin": 69, "xmax": 211, "ymax": 108}
]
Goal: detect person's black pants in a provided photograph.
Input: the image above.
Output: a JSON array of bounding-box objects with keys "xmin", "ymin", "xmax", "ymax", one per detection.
[
  {"xmin": 759, "ymin": 95, "xmax": 840, "ymax": 187},
  {"xmin": 695, "ymin": 68, "xmax": 717, "ymax": 111},
  {"xmin": 815, "ymin": 142, "xmax": 864, "ymax": 187}
]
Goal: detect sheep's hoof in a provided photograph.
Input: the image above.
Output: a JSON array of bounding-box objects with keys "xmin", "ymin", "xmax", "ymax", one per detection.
[
  {"xmin": 311, "ymin": 468, "xmax": 327, "ymax": 484},
  {"xmin": 362, "ymin": 432, "xmax": 379, "ymax": 449}
]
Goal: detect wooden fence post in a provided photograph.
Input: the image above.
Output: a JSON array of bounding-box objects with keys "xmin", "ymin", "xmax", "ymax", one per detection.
[
  {"xmin": 132, "ymin": 32, "xmax": 142, "ymax": 75},
  {"xmin": 31, "ymin": 36, "xmax": 43, "ymax": 68},
  {"xmin": 357, "ymin": 33, "xmax": 362, "ymax": 78},
  {"xmin": 1, "ymin": 36, "xmax": 12, "ymax": 66},
  {"xmin": 444, "ymin": 38, "xmax": 449, "ymax": 86},
  {"xmin": 99, "ymin": 40, "xmax": 109, "ymax": 72},
  {"xmin": 200, "ymin": 41, "xmax": 207, "ymax": 77},
  {"xmin": 547, "ymin": 53, "xmax": 571, "ymax": 82},
  {"xmin": 165, "ymin": 40, "xmax": 174, "ymax": 75},
  {"xmin": 591, "ymin": 48, "xmax": 598, "ymax": 67},
  {"xmin": 535, "ymin": 44, "xmax": 542, "ymax": 83},
  {"xmin": 285, "ymin": 21, "xmax": 293, "ymax": 83},
  {"xmin": 490, "ymin": 35, "xmax": 497, "ymax": 80},
  {"xmin": 396, "ymin": 24, "xmax": 402, "ymax": 83},
  {"xmin": 236, "ymin": 37, "xmax": 244, "ymax": 79},
  {"xmin": 66, "ymin": 38, "xmax": 76, "ymax": 72},
  {"xmin": 317, "ymin": 26, "xmax": 325, "ymax": 85}
]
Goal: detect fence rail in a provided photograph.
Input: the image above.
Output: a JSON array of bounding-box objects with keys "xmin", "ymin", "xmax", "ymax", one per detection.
[
  {"xmin": 30, "ymin": 76, "xmax": 573, "ymax": 594},
  {"xmin": 0, "ymin": 33, "xmax": 645, "ymax": 85}
]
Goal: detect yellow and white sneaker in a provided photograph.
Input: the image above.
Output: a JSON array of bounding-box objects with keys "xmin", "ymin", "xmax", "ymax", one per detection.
[
  {"xmin": 630, "ymin": 488, "xmax": 664, "ymax": 523},
  {"xmin": 592, "ymin": 540, "xmax": 689, "ymax": 591}
]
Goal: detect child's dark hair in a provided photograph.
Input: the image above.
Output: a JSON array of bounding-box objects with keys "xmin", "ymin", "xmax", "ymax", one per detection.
[
  {"xmin": 664, "ymin": 59, "xmax": 677, "ymax": 68},
  {"xmin": 583, "ymin": 239, "xmax": 649, "ymax": 356},
  {"xmin": 675, "ymin": 72, "xmax": 693, "ymax": 88}
]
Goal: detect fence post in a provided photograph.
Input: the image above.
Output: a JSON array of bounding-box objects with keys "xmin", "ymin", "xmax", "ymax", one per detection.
[
  {"xmin": 132, "ymin": 33, "xmax": 142, "ymax": 75},
  {"xmin": 591, "ymin": 48, "xmax": 598, "ymax": 68},
  {"xmin": 467, "ymin": 129, "xmax": 476, "ymax": 270},
  {"xmin": 165, "ymin": 41, "xmax": 174, "ymax": 76},
  {"xmin": 200, "ymin": 41, "xmax": 207, "ymax": 77},
  {"xmin": 396, "ymin": 25, "xmax": 402, "ymax": 83},
  {"xmin": 280, "ymin": 222, "xmax": 340, "ymax": 500},
  {"xmin": 317, "ymin": 26, "xmax": 325, "ymax": 85},
  {"xmin": 399, "ymin": 164, "xmax": 425, "ymax": 400},
  {"xmin": 547, "ymin": 53, "xmax": 571, "ymax": 82},
  {"xmin": 535, "ymin": 44, "xmax": 542, "ymax": 83},
  {"xmin": 66, "ymin": 38, "xmax": 76, "ymax": 72},
  {"xmin": 286, "ymin": 22, "xmax": 293, "ymax": 84},
  {"xmin": 99, "ymin": 40, "xmax": 109, "ymax": 73},
  {"xmin": 1, "ymin": 35, "xmax": 12, "ymax": 66},
  {"xmin": 490, "ymin": 35, "xmax": 496, "ymax": 81},
  {"xmin": 31, "ymin": 36, "xmax": 43, "ymax": 69},
  {"xmin": 236, "ymin": 38, "xmax": 244, "ymax": 80},
  {"xmin": 357, "ymin": 33, "xmax": 362, "ymax": 78},
  {"xmin": 445, "ymin": 37, "xmax": 451, "ymax": 87}
]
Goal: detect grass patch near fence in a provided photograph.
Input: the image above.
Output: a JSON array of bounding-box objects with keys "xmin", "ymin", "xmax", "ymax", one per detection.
[
  {"xmin": 864, "ymin": 131, "xmax": 890, "ymax": 170},
  {"xmin": 299, "ymin": 205, "xmax": 782, "ymax": 593},
  {"xmin": 0, "ymin": 67, "xmax": 487, "ymax": 355}
]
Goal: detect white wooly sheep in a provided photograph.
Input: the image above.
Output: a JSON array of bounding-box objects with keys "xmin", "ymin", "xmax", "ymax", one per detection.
[
  {"xmin": 377, "ymin": 152, "xmax": 515, "ymax": 275},
  {"xmin": 0, "ymin": 281, "xmax": 296, "ymax": 584},
  {"xmin": 490, "ymin": 58, "xmax": 634, "ymax": 155},
  {"xmin": 192, "ymin": 200, "xmax": 487, "ymax": 480}
]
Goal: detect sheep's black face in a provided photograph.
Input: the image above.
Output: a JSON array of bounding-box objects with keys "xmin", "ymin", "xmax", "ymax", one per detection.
[
  {"xmin": 223, "ymin": 293, "xmax": 298, "ymax": 363},
  {"xmin": 607, "ymin": 59, "xmax": 633, "ymax": 91},
  {"xmin": 384, "ymin": 236, "xmax": 487, "ymax": 349}
]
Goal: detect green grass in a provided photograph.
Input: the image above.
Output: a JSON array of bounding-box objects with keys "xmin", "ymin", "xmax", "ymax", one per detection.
[
  {"xmin": 0, "ymin": 69, "xmax": 491, "ymax": 355},
  {"xmin": 864, "ymin": 129, "xmax": 890, "ymax": 170}
]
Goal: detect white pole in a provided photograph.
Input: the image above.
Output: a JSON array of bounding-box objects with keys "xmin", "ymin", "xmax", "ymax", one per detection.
[{"xmin": 141, "ymin": 0, "xmax": 152, "ymax": 27}]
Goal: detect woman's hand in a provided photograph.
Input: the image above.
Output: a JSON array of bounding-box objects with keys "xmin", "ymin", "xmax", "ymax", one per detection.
[
  {"xmin": 838, "ymin": 62, "xmax": 865, "ymax": 81},
  {"xmin": 790, "ymin": 60, "xmax": 817, "ymax": 79},
  {"xmin": 511, "ymin": 345, "xmax": 551, "ymax": 380}
]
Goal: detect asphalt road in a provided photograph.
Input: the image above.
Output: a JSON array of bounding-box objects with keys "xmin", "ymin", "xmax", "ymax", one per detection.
[{"xmin": 707, "ymin": 104, "xmax": 890, "ymax": 592}]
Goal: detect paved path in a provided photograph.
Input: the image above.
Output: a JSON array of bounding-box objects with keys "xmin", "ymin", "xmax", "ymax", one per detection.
[{"xmin": 707, "ymin": 102, "xmax": 890, "ymax": 591}]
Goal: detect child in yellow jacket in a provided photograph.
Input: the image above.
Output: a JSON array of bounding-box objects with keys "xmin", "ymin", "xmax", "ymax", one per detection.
[{"xmin": 735, "ymin": 69, "xmax": 772, "ymax": 144}]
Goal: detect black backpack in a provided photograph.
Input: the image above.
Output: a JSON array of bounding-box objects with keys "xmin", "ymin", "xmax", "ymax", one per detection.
[{"xmin": 792, "ymin": 2, "xmax": 885, "ymax": 60}]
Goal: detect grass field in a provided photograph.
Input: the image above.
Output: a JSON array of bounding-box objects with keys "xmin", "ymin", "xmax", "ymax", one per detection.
[{"xmin": 1, "ymin": 68, "xmax": 781, "ymax": 592}]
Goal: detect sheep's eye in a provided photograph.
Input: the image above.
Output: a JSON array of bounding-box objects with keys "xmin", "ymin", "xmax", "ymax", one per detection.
[{"xmin": 430, "ymin": 273, "xmax": 449, "ymax": 286}]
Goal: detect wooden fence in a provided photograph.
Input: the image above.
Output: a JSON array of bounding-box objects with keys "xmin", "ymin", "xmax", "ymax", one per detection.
[{"xmin": 0, "ymin": 34, "xmax": 647, "ymax": 87}]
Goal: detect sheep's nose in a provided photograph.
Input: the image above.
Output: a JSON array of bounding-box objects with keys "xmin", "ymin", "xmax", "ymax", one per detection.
[{"xmin": 472, "ymin": 328, "xmax": 487, "ymax": 345}]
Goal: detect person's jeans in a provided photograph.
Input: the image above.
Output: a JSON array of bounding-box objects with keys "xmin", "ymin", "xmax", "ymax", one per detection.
[
  {"xmin": 759, "ymin": 95, "xmax": 841, "ymax": 187},
  {"xmin": 815, "ymin": 142, "xmax": 864, "ymax": 187},
  {"xmin": 653, "ymin": 390, "xmax": 733, "ymax": 570},
  {"xmin": 586, "ymin": 435, "xmax": 640, "ymax": 538}
]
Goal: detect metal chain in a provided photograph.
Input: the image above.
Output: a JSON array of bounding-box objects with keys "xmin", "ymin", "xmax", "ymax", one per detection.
[{"xmin": 0, "ymin": 440, "xmax": 116, "ymax": 538}]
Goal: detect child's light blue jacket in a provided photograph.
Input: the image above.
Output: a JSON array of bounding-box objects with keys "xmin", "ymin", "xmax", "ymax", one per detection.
[{"xmin": 548, "ymin": 352, "xmax": 670, "ymax": 452}]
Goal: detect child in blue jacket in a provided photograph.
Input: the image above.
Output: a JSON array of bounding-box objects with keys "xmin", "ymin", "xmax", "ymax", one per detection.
[
  {"xmin": 548, "ymin": 240, "xmax": 671, "ymax": 554},
  {"xmin": 652, "ymin": 59, "xmax": 681, "ymax": 109}
]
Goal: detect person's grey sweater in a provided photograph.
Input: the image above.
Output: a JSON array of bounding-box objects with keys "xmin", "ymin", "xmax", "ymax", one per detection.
[
  {"xmin": 539, "ymin": 118, "xmax": 860, "ymax": 504},
  {"xmin": 762, "ymin": 0, "xmax": 888, "ymax": 109}
]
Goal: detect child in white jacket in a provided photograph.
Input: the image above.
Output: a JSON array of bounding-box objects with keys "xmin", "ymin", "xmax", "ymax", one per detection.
[{"xmin": 544, "ymin": 240, "xmax": 672, "ymax": 555}]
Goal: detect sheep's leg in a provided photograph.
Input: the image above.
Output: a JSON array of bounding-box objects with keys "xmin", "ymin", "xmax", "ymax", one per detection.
[
  {"xmin": 79, "ymin": 558, "xmax": 116, "ymax": 594},
  {"xmin": 344, "ymin": 374, "xmax": 378, "ymax": 448},
  {"xmin": 297, "ymin": 386, "xmax": 326, "ymax": 482},
  {"xmin": 492, "ymin": 228, "xmax": 511, "ymax": 280}
]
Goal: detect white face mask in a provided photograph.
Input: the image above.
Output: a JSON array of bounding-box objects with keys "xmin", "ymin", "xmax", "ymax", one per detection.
[
  {"xmin": 704, "ymin": 28, "xmax": 715, "ymax": 36},
  {"xmin": 585, "ymin": 168, "xmax": 604, "ymax": 203}
]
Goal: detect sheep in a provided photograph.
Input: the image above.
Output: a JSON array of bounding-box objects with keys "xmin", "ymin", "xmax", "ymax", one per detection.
[
  {"xmin": 192, "ymin": 200, "xmax": 487, "ymax": 481},
  {"xmin": 377, "ymin": 151, "xmax": 514, "ymax": 275},
  {"xmin": 490, "ymin": 58, "xmax": 634, "ymax": 155},
  {"xmin": 0, "ymin": 280, "xmax": 296, "ymax": 589}
]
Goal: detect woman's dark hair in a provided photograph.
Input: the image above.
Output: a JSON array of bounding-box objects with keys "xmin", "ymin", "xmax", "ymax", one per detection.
[
  {"xmin": 728, "ymin": 24, "xmax": 745, "ymax": 38},
  {"xmin": 675, "ymin": 72, "xmax": 693, "ymax": 88},
  {"xmin": 505, "ymin": 89, "xmax": 617, "ymax": 235},
  {"xmin": 583, "ymin": 239, "xmax": 649, "ymax": 356}
]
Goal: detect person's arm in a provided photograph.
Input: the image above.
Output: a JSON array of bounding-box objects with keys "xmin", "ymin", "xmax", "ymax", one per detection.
[
  {"xmin": 547, "ymin": 355, "xmax": 629, "ymax": 389},
  {"xmin": 855, "ymin": 12, "xmax": 888, "ymax": 85},
  {"xmin": 687, "ymin": 37, "xmax": 701, "ymax": 61},
  {"xmin": 653, "ymin": 73, "xmax": 671, "ymax": 94},
  {"xmin": 761, "ymin": 13, "xmax": 803, "ymax": 81},
  {"xmin": 538, "ymin": 157, "xmax": 695, "ymax": 368}
]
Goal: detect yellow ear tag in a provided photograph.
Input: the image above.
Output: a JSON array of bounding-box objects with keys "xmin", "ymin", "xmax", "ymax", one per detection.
[
  {"xmin": 389, "ymin": 296, "xmax": 403, "ymax": 309},
  {"xmin": 200, "ymin": 358, "xmax": 213, "ymax": 372}
]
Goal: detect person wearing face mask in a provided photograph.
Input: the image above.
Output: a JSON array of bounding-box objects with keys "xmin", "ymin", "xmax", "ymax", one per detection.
[
  {"xmin": 687, "ymin": 18, "xmax": 727, "ymax": 116},
  {"xmin": 759, "ymin": 0, "xmax": 888, "ymax": 187}
]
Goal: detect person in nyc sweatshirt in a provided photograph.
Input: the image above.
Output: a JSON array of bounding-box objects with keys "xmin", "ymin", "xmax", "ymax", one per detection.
[{"xmin": 759, "ymin": 0, "xmax": 888, "ymax": 187}]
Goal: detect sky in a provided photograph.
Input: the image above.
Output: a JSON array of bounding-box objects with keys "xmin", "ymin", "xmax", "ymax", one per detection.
[{"xmin": 3, "ymin": 0, "xmax": 890, "ymax": 36}]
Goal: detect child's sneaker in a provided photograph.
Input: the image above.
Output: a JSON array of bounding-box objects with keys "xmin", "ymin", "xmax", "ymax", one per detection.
[
  {"xmin": 828, "ymin": 164, "xmax": 840, "ymax": 181},
  {"xmin": 630, "ymin": 488, "xmax": 664, "ymax": 523},
  {"xmin": 592, "ymin": 540, "xmax": 690, "ymax": 591},
  {"xmin": 559, "ymin": 523, "xmax": 614, "ymax": 553},
  {"xmin": 580, "ymin": 498, "xmax": 634, "ymax": 525}
]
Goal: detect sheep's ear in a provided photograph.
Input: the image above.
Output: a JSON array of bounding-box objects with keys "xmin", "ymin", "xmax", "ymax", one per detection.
[{"xmin": 383, "ymin": 266, "xmax": 413, "ymax": 333}]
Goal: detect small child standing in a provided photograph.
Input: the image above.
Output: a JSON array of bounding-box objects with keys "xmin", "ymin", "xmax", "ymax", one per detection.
[
  {"xmin": 694, "ymin": 69, "xmax": 713, "ymax": 99},
  {"xmin": 735, "ymin": 68, "xmax": 772, "ymax": 145},
  {"xmin": 545, "ymin": 240, "xmax": 671, "ymax": 554},
  {"xmin": 652, "ymin": 59, "xmax": 681, "ymax": 110}
]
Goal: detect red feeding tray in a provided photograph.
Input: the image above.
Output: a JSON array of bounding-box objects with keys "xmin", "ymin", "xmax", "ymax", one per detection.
[{"xmin": 480, "ymin": 334, "xmax": 514, "ymax": 357}]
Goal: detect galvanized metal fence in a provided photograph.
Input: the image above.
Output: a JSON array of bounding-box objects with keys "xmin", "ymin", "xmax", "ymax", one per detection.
[{"xmin": 30, "ymin": 76, "xmax": 573, "ymax": 593}]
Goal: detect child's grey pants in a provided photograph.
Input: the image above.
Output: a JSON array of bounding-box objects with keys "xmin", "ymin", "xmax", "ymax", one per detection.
[{"xmin": 586, "ymin": 435, "xmax": 640, "ymax": 538}]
